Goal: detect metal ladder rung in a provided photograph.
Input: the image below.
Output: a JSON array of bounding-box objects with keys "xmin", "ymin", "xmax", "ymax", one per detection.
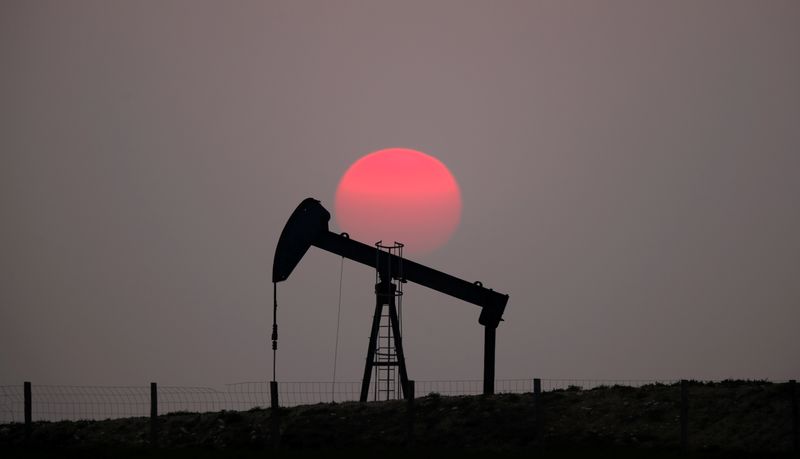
[{"xmin": 371, "ymin": 264, "xmax": 404, "ymax": 401}]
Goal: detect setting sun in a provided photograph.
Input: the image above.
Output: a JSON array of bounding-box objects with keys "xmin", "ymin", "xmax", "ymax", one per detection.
[{"xmin": 334, "ymin": 148, "xmax": 462, "ymax": 255}]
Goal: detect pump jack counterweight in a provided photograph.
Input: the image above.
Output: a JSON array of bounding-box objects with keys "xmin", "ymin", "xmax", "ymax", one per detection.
[{"xmin": 272, "ymin": 198, "xmax": 510, "ymax": 396}]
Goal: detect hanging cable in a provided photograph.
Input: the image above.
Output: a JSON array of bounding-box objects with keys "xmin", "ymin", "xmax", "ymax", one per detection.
[
  {"xmin": 331, "ymin": 256, "xmax": 344, "ymax": 401},
  {"xmin": 272, "ymin": 282, "xmax": 278, "ymax": 382}
]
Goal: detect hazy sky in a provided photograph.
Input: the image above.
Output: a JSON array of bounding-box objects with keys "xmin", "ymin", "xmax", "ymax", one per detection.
[{"xmin": 1, "ymin": 1, "xmax": 798, "ymax": 387}]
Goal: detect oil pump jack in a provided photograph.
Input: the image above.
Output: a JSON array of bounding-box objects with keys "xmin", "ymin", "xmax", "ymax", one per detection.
[{"xmin": 272, "ymin": 198, "xmax": 509, "ymax": 400}]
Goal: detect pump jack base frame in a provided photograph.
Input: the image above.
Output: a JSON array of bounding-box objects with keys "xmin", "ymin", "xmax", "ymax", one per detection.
[{"xmin": 360, "ymin": 281, "xmax": 411, "ymax": 402}]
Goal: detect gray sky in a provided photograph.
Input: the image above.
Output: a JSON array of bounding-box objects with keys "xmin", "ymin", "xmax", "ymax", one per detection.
[{"xmin": 1, "ymin": 0, "xmax": 798, "ymax": 387}]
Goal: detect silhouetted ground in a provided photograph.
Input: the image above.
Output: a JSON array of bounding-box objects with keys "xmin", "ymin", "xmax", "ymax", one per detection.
[{"xmin": 1, "ymin": 381, "xmax": 796, "ymax": 458}]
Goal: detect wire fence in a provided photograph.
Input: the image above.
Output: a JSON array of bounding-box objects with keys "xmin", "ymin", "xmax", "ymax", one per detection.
[
  {"xmin": 0, "ymin": 378, "xmax": 705, "ymax": 423},
  {"xmin": 415, "ymin": 378, "xmax": 684, "ymax": 395}
]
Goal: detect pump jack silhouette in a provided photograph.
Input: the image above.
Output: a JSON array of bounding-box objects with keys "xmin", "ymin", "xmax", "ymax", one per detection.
[{"xmin": 272, "ymin": 198, "xmax": 510, "ymax": 399}]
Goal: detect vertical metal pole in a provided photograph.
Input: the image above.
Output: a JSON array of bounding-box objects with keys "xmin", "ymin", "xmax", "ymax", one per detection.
[
  {"xmin": 483, "ymin": 326, "xmax": 496, "ymax": 395},
  {"xmin": 360, "ymin": 282, "xmax": 386, "ymax": 402},
  {"xmin": 680, "ymin": 379, "xmax": 688, "ymax": 452},
  {"xmin": 791, "ymin": 380, "xmax": 798, "ymax": 453},
  {"xmin": 270, "ymin": 380, "xmax": 280, "ymax": 448},
  {"xmin": 387, "ymin": 297, "xmax": 410, "ymax": 400},
  {"xmin": 270, "ymin": 381, "xmax": 279, "ymax": 409},
  {"xmin": 24, "ymin": 381, "xmax": 31, "ymax": 442},
  {"xmin": 533, "ymin": 378, "xmax": 542, "ymax": 443},
  {"xmin": 406, "ymin": 380, "xmax": 415, "ymax": 446},
  {"xmin": 150, "ymin": 382, "xmax": 158, "ymax": 447}
]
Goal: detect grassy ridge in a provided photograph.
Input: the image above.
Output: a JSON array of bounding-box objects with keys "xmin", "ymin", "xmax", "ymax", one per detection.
[{"xmin": 1, "ymin": 381, "xmax": 795, "ymax": 457}]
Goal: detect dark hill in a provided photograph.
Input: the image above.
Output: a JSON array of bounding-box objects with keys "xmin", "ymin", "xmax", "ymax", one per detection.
[{"xmin": 1, "ymin": 380, "xmax": 796, "ymax": 458}]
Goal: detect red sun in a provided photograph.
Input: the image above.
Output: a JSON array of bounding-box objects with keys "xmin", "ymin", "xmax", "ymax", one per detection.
[{"xmin": 335, "ymin": 148, "xmax": 462, "ymax": 256}]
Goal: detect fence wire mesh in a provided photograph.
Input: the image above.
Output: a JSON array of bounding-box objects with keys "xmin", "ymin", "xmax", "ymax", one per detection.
[
  {"xmin": 1, "ymin": 385, "xmax": 151, "ymax": 422},
  {"xmin": 0, "ymin": 378, "xmax": 787, "ymax": 423}
]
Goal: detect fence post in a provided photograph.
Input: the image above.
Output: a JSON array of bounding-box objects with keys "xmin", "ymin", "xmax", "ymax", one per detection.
[
  {"xmin": 270, "ymin": 381, "xmax": 279, "ymax": 409},
  {"xmin": 24, "ymin": 381, "xmax": 31, "ymax": 443},
  {"xmin": 680, "ymin": 379, "xmax": 688, "ymax": 452},
  {"xmin": 150, "ymin": 382, "xmax": 158, "ymax": 447},
  {"xmin": 406, "ymin": 380, "xmax": 415, "ymax": 446},
  {"xmin": 533, "ymin": 378, "xmax": 542, "ymax": 444},
  {"xmin": 270, "ymin": 381, "xmax": 280, "ymax": 448},
  {"xmin": 791, "ymin": 380, "xmax": 798, "ymax": 453}
]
